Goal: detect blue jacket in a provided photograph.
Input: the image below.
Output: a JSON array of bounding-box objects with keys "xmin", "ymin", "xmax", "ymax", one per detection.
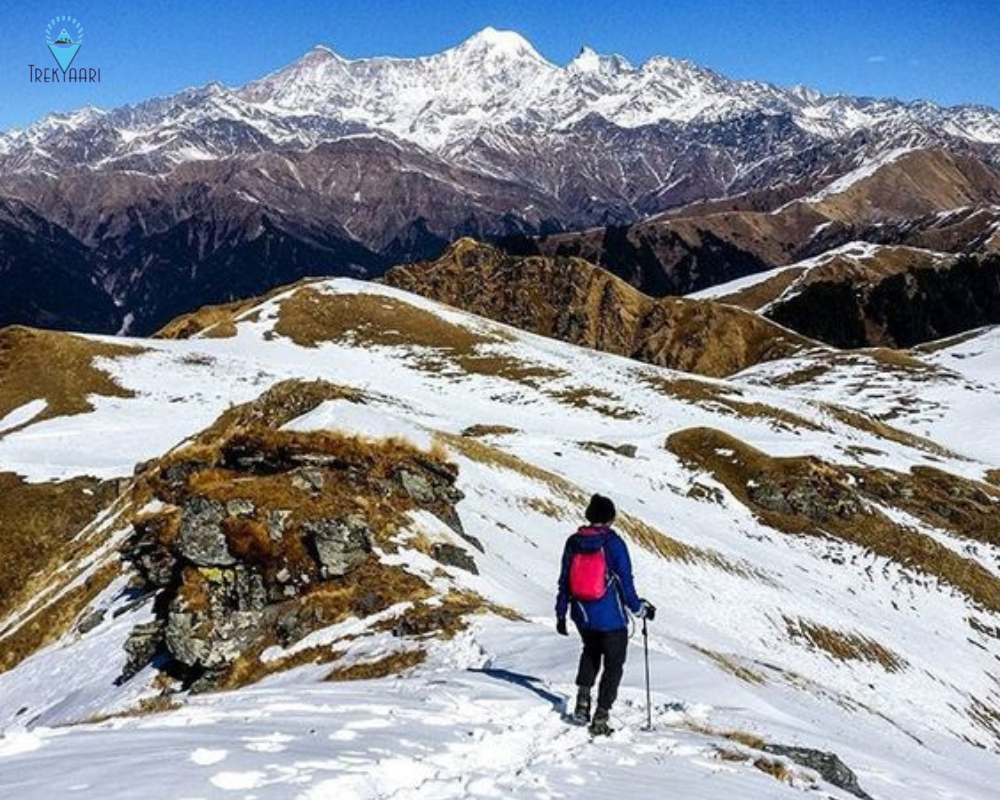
[{"xmin": 556, "ymin": 525, "xmax": 642, "ymax": 632}]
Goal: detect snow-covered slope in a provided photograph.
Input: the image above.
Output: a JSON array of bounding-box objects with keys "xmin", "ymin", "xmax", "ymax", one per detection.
[{"xmin": 0, "ymin": 280, "xmax": 997, "ymax": 799}]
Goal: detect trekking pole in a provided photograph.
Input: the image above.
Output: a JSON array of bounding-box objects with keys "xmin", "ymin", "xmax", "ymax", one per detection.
[{"xmin": 642, "ymin": 616, "xmax": 652, "ymax": 731}]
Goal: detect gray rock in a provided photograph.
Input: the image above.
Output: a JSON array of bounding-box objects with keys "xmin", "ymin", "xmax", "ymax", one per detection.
[
  {"xmin": 121, "ymin": 620, "xmax": 164, "ymax": 680},
  {"xmin": 175, "ymin": 497, "xmax": 235, "ymax": 566},
  {"xmin": 164, "ymin": 611, "xmax": 207, "ymax": 667},
  {"xmin": 226, "ymin": 498, "xmax": 255, "ymax": 516},
  {"xmin": 398, "ymin": 468, "xmax": 435, "ymax": 503},
  {"xmin": 761, "ymin": 744, "xmax": 873, "ymax": 800},
  {"xmin": 290, "ymin": 468, "xmax": 326, "ymax": 494},
  {"xmin": 266, "ymin": 509, "xmax": 292, "ymax": 542},
  {"xmin": 430, "ymin": 543, "xmax": 479, "ymax": 574},
  {"xmin": 76, "ymin": 608, "xmax": 107, "ymax": 635},
  {"xmin": 749, "ymin": 478, "xmax": 862, "ymax": 523},
  {"xmin": 307, "ymin": 515, "xmax": 372, "ymax": 577},
  {"xmin": 163, "ymin": 567, "xmax": 269, "ymax": 670}
]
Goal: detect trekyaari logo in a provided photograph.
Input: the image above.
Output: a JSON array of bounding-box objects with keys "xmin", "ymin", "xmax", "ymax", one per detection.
[{"xmin": 30, "ymin": 15, "xmax": 102, "ymax": 83}]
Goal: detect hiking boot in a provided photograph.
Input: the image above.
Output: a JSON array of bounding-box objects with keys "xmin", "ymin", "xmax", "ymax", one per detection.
[
  {"xmin": 571, "ymin": 690, "xmax": 591, "ymax": 724},
  {"xmin": 589, "ymin": 707, "xmax": 613, "ymax": 736}
]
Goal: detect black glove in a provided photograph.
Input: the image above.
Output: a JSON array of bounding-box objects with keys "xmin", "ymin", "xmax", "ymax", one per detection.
[
  {"xmin": 556, "ymin": 617, "xmax": 569, "ymax": 636},
  {"xmin": 639, "ymin": 600, "xmax": 657, "ymax": 622}
]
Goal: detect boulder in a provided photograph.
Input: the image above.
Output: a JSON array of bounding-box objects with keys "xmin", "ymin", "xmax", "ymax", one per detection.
[
  {"xmin": 307, "ymin": 515, "xmax": 372, "ymax": 577},
  {"xmin": 120, "ymin": 620, "xmax": 165, "ymax": 680},
  {"xmin": 761, "ymin": 744, "xmax": 872, "ymax": 800},
  {"xmin": 175, "ymin": 497, "xmax": 235, "ymax": 566},
  {"xmin": 430, "ymin": 543, "xmax": 479, "ymax": 574},
  {"xmin": 398, "ymin": 468, "xmax": 435, "ymax": 503}
]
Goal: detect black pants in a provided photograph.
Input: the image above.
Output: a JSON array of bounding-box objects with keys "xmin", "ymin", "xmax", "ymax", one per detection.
[{"xmin": 575, "ymin": 628, "xmax": 629, "ymax": 711}]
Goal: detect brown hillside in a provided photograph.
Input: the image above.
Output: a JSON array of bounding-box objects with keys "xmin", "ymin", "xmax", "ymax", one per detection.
[
  {"xmin": 383, "ymin": 239, "xmax": 813, "ymax": 377},
  {"xmin": 527, "ymin": 148, "xmax": 1000, "ymax": 299}
]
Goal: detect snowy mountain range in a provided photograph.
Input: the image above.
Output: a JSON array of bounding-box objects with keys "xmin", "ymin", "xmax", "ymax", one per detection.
[{"xmin": 1, "ymin": 28, "xmax": 1000, "ymax": 334}]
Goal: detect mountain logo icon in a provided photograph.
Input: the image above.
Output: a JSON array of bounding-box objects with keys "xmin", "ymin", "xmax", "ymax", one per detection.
[{"xmin": 45, "ymin": 16, "xmax": 84, "ymax": 73}]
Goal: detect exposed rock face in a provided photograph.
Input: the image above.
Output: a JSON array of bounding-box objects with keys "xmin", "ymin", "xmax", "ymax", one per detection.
[
  {"xmin": 120, "ymin": 423, "xmax": 466, "ymax": 690},
  {"xmin": 761, "ymin": 744, "xmax": 873, "ymax": 800},
  {"xmin": 175, "ymin": 498, "xmax": 234, "ymax": 566},
  {"xmin": 307, "ymin": 515, "xmax": 372, "ymax": 578},
  {"xmin": 383, "ymin": 239, "xmax": 812, "ymax": 377},
  {"xmin": 430, "ymin": 543, "xmax": 479, "ymax": 575}
]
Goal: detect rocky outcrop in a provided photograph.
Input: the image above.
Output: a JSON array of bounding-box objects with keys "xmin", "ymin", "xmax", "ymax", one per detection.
[
  {"xmin": 120, "ymin": 424, "xmax": 466, "ymax": 690},
  {"xmin": 761, "ymin": 744, "xmax": 873, "ymax": 800}
]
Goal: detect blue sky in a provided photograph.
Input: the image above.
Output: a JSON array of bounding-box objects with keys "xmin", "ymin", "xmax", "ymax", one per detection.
[{"xmin": 2, "ymin": 0, "xmax": 997, "ymax": 131}]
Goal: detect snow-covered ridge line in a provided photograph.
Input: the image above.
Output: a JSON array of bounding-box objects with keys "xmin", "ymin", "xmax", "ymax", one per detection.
[{"xmin": 3, "ymin": 26, "xmax": 999, "ymax": 168}]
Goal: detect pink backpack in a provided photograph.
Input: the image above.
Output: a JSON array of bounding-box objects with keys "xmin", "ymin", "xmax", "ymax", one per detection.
[{"xmin": 567, "ymin": 528, "xmax": 609, "ymax": 601}]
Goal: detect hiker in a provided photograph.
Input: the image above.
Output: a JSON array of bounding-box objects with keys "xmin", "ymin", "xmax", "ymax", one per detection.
[{"xmin": 556, "ymin": 493, "xmax": 655, "ymax": 736}]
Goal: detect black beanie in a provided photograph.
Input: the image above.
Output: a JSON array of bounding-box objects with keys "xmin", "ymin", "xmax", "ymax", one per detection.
[{"xmin": 585, "ymin": 493, "xmax": 616, "ymax": 525}]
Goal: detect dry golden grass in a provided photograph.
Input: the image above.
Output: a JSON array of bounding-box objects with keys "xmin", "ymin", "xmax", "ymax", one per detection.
[
  {"xmin": 857, "ymin": 465, "xmax": 1000, "ymax": 547},
  {"xmin": 275, "ymin": 288, "xmax": 497, "ymax": 351},
  {"xmin": 155, "ymin": 281, "xmax": 304, "ymax": 339},
  {"xmin": 522, "ymin": 497, "xmax": 570, "ymax": 520},
  {"xmin": 184, "ymin": 379, "xmax": 364, "ymax": 450},
  {"xmin": 67, "ymin": 695, "xmax": 184, "ymax": 726},
  {"xmin": 691, "ymin": 644, "xmax": 768, "ymax": 685},
  {"xmin": 642, "ymin": 374, "xmax": 822, "ymax": 432},
  {"xmin": 784, "ymin": 617, "xmax": 906, "ymax": 672},
  {"xmin": 326, "ymin": 648, "xmax": 427, "ymax": 681},
  {"xmin": 461, "ymin": 424, "xmax": 519, "ymax": 438},
  {"xmin": 822, "ymin": 404, "xmax": 957, "ymax": 458},
  {"xmin": 0, "ymin": 472, "xmax": 118, "ymax": 619},
  {"xmin": 0, "ymin": 326, "xmax": 140, "ymax": 431},
  {"xmin": 275, "ymin": 288, "xmax": 566, "ymax": 386},
  {"xmin": 547, "ymin": 387, "xmax": 640, "ymax": 420},
  {"xmin": 438, "ymin": 430, "xmax": 755, "ymax": 578},
  {"xmin": 0, "ymin": 561, "xmax": 119, "ymax": 674},
  {"xmin": 218, "ymin": 643, "xmax": 345, "ymax": 690},
  {"xmin": 384, "ymin": 239, "xmax": 812, "ymax": 378},
  {"xmin": 666, "ymin": 427, "xmax": 1000, "ymax": 612},
  {"xmin": 710, "ymin": 268, "xmax": 806, "ymax": 311},
  {"xmin": 987, "ymin": 469, "xmax": 1000, "ymax": 488}
]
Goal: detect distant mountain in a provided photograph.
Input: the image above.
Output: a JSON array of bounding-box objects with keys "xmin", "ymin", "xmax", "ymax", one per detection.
[
  {"xmin": 1, "ymin": 27, "xmax": 999, "ymax": 333},
  {"xmin": 522, "ymin": 148, "xmax": 1000, "ymax": 299}
]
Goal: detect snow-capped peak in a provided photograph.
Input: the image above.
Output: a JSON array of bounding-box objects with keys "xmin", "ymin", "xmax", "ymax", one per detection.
[
  {"xmin": 452, "ymin": 26, "xmax": 547, "ymax": 62},
  {"xmin": 568, "ymin": 45, "xmax": 634, "ymax": 76}
]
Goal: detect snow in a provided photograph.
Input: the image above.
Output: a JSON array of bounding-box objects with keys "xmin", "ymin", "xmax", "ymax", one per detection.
[
  {"xmin": 5, "ymin": 29, "xmax": 998, "ymax": 172},
  {"xmin": 0, "ymin": 400, "xmax": 47, "ymax": 435},
  {"xmin": 0, "ymin": 279, "xmax": 997, "ymax": 798}
]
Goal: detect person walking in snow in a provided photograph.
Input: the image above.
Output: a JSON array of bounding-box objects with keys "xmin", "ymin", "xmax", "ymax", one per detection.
[{"xmin": 556, "ymin": 493, "xmax": 655, "ymax": 736}]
